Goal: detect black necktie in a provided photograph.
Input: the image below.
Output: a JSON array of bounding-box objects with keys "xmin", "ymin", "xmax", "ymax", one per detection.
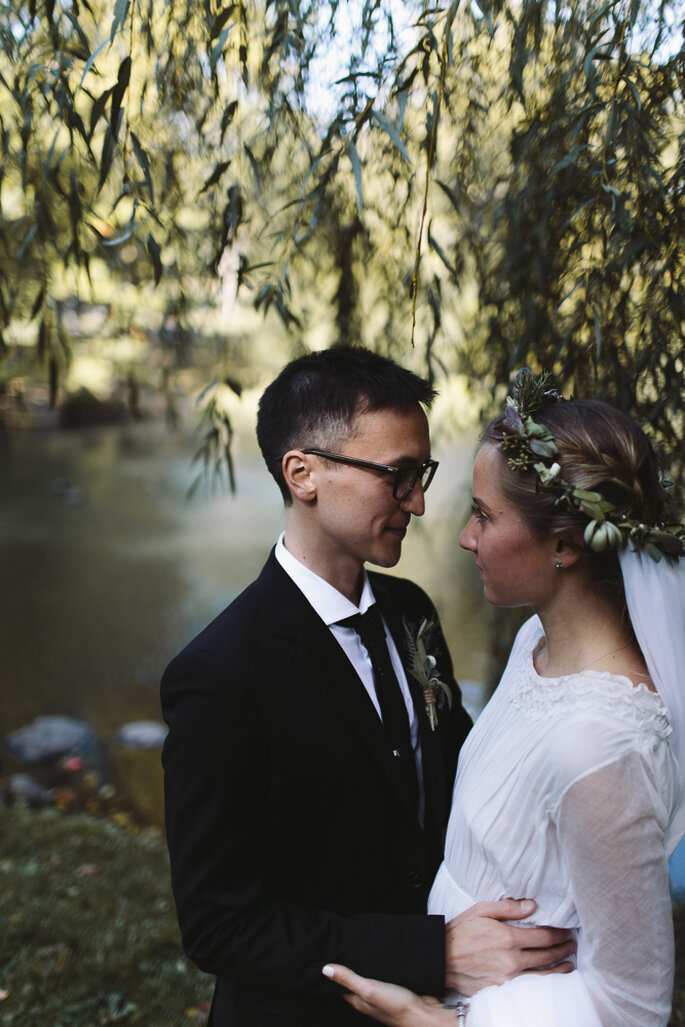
[{"xmin": 339, "ymin": 605, "xmax": 418, "ymax": 811}]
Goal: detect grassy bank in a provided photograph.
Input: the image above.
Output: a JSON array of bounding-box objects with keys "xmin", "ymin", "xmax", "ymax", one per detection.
[
  {"xmin": 1, "ymin": 802, "xmax": 684, "ymax": 1025},
  {"xmin": 0, "ymin": 805, "xmax": 212, "ymax": 1026}
]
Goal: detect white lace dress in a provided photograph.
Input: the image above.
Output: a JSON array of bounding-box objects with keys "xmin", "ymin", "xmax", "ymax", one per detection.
[{"xmin": 428, "ymin": 615, "xmax": 675, "ymax": 1027}]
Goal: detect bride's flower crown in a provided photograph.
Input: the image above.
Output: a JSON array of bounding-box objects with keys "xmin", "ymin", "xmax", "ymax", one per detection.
[{"xmin": 499, "ymin": 369, "xmax": 685, "ymax": 563}]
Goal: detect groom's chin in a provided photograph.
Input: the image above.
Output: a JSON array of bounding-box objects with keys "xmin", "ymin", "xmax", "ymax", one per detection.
[{"xmin": 368, "ymin": 545, "xmax": 404, "ymax": 569}]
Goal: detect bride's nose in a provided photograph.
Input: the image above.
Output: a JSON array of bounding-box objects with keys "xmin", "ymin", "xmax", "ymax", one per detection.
[{"xmin": 459, "ymin": 517, "xmax": 478, "ymax": 552}]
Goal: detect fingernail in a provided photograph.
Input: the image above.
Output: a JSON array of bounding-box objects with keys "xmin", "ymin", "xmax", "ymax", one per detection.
[
  {"xmin": 322, "ymin": 965, "xmax": 335, "ymax": 978},
  {"xmin": 521, "ymin": 899, "xmax": 535, "ymax": 914}
]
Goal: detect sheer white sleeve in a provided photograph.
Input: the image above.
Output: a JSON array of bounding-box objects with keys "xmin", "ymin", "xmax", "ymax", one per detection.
[{"xmin": 466, "ymin": 749, "xmax": 673, "ymax": 1027}]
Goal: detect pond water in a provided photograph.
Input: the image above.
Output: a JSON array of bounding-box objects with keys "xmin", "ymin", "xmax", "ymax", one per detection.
[
  {"xmin": 0, "ymin": 419, "xmax": 487, "ymax": 818},
  {"xmin": 2, "ymin": 419, "xmax": 684, "ymax": 891}
]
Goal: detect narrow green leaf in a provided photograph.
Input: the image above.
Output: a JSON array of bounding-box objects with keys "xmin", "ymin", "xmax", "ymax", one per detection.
[
  {"xmin": 220, "ymin": 100, "xmax": 238, "ymax": 144},
  {"xmin": 583, "ymin": 45, "xmax": 602, "ymax": 92},
  {"xmin": 244, "ymin": 144, "xmax": 261, "ymax": 192},
  {"xmin": 130, "ymin": 131, "xmax": 154, "ymax": 206},
  {"xmin": 211, "ymin": 4, "xmax": 236, "ymax": 40},
  {"xmin": 97, "ymin": 125, "xmax": 115, "ymax": 193},
  {"xmin": 211, "ymin": 27, "xmax": 231, "ymax": 67},
  {"xmin": 78, "ymin": 39, "xmax": 108, "ymax": 91},
  {"xmin": 110, "ymin": 0, "xmax": 130, "ymax": 44},
  {"xmin": 199, "ymin": 160, "xmax": 231, "ymax": 195},
  {"xmin": 30, "ymin": 285, "xmax": 46, "ymax": 320},
  {"xmin": 427, "ymin": 222, "xmax": 455, "ymax": 274},
  {"xmin": 110, "ymin": 56, "xmax": 131, "ymax": 140},
  {"xmin": 435, "ymin": 178, "xmax": 460, "ymax": 211},
  {"xmin": 89, "ymin": 86, "xmax": 112, "ymax": 140},
  {"xmin": 300, "ymin": 151, "xmax": 327, "ymax": 195},
  {"xmin": 396, "ymin": 89, "xmax": 408, "ymax": 129},
  {"xmin": 68, "ymin": 169, "xmax": 82, "ymax": 245},
  {"xmin": 17, "ymin": 224, "xmax": 37, "ymax": 260},
  {"xmin": 371, "ymin": 110, "xmax": 412, "ymax": 164},
  {"xmin": 624, "ymin": 78, "xmax": 642, "ymax": 110},
  {"xmin": 550, "ymin": 144, "xmax": 589, "ymax": 176},
  {"xmin": 347, "ymin": 140, "xmax": 363, "ymax": 212},
  {"xmin": 147, "ymin": 234, "xmax": 162, "ymax": 285}
]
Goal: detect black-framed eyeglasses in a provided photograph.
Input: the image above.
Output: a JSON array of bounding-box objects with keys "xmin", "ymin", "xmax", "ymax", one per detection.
[{"xmin": 301, "ymin": 449, "xmax": 439, "ymax": 501}]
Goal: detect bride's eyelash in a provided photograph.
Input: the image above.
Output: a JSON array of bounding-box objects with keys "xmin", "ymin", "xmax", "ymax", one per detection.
[{"xmin": 471, "ymin": 501, "xmax": 487, "ymax": 524}]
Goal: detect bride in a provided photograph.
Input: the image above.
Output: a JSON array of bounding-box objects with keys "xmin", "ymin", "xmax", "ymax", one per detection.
[{"xmin": 323, "ymin": 371, "xmax": 685, "ymax": 1026}]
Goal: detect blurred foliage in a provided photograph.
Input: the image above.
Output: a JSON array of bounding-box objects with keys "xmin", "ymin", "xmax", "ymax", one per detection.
[
  {"xmin": 0, "ymin": 0, "xmax": 683, "ymax": 483},
  {"xmin": 0, "ymin": 804, "xmax": 213, "ymax": 1025}
]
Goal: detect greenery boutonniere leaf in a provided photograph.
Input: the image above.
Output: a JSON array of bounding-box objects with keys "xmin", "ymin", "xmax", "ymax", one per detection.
[{"xmin": 403, "ymin": 617, "xmax": 453, "ymax": 731}]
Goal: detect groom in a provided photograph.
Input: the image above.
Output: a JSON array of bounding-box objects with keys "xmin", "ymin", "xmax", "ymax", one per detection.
[{"xmin": 161, "ymin": 346, "xmax": 574, "ymax": 1026}]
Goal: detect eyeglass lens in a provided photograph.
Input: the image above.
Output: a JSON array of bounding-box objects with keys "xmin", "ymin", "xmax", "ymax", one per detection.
[{"xmin": 395, "ymin": 462, "xmax": 435, "ymax": 500}]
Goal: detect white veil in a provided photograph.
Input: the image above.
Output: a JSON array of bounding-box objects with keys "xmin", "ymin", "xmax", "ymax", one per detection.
[{"xmin": 619, "ymin": 546, "xmax": 685, "ymax": 856}]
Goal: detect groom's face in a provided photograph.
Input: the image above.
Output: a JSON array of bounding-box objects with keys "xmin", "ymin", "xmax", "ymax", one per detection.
[{"xmin": 310, "ymin": 403, "xmax": 431, "ymax": 577}]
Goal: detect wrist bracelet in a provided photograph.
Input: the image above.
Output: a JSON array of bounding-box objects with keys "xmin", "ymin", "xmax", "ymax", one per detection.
[{"xmin": 454, "ymin": 1000, "xmax": 469, "ymax": 1025}]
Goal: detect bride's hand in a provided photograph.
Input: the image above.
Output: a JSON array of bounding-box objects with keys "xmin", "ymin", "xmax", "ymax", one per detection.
[{"xmin": 322, "ymin": 964, "xmax": 455, "ymax": 1026}]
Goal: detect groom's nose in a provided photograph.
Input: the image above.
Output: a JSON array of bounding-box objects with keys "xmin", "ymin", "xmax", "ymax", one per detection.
[{"xmin": 400, "ymin": 480, "xmax": 426, "ymax": 517}]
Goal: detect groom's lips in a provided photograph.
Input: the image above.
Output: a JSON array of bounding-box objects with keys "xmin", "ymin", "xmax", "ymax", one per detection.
[{"xmin": 386, "ymin": 523, "xmax": 408, "ymax": 539}]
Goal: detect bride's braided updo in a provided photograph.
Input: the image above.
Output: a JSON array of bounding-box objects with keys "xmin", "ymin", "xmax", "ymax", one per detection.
[{"xmin": 485, "ymin": 400, "xmax": 667, "ymax": 535}]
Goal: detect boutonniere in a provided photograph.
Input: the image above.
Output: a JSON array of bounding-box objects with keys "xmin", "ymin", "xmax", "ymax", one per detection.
[{"xmin": 403, "ymin": 617, "xmax": 453, "ymax": 731}]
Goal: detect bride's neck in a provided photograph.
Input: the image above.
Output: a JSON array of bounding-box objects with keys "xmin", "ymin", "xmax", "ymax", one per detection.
[{"xmin": 533, "ymin": 591, "xmax": 635, "ymax": 679}]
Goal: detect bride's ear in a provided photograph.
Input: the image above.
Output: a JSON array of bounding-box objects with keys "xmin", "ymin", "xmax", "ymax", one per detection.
[
  {"xmin": 554, "ymin": 534, "xmax": 583, "ymax": 570},
  {"xmin": 282, "ymin": 451, "xmax": 317, "ymax": 503}
]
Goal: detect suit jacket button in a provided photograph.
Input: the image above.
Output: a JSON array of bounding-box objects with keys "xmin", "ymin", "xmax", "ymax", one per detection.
[{"xmin": 407, "ymin": 871, "xmax": 422, "ymax": 888}]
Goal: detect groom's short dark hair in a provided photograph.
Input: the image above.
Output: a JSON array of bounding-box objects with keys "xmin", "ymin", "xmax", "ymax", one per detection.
[{"xmin": 257, "ymin": 346, "xmax": 436, "ymax": 504}]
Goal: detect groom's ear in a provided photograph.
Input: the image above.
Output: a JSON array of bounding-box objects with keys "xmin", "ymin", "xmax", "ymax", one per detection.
[{"xmin": 282, "ymin": 450, "xmax": 318, "ymax": 503}]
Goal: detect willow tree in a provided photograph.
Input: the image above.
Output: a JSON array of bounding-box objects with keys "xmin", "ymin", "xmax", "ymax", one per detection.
[{"xmin": 0, "ymin": 0, "xmax": 683, "ymax": 482}]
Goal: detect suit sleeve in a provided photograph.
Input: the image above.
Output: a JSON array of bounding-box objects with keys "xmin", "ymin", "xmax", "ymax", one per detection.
[{"xmin": 161, "ymin": 644, "xmax": 447, "ymax": 999}]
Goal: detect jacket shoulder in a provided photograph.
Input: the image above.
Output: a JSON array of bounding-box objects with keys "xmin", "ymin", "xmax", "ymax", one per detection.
[{"xmin": 367, "ymin": 571, "xmax": 436, "ymax": 613}]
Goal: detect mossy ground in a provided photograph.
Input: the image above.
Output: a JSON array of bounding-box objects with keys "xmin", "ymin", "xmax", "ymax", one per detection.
[
  {"xmin": 0, "ymin": 805, "xmax": 212, "ymax": 1026},
  {"xmin": 1, "ymin": 803, "xmax": 683, "ymax": 1025}
]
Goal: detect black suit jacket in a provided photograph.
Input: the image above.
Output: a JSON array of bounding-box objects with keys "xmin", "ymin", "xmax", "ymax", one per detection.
[{"xmin": 161, "ymin": 552, "xmax": 472, "ymax": 1025}]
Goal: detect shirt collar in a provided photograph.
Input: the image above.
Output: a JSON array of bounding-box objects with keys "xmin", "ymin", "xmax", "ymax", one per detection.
[{"xmin": 275, "ymin": 532, "xmax": 376, "ymax": 625}]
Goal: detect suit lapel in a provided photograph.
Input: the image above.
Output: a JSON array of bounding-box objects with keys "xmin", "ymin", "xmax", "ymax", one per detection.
[
  {"xmin": 255, "ymin": 554, "xmax": 422, "ymax": 821},
  {"xmin": 370, "ymin": 575, "xmax": 448, "ymax": 855}
]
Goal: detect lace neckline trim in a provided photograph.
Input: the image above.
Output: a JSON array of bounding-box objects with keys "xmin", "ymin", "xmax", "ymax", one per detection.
[{"xmin": 510, "ymin": 629, "xmax": 672, "ymax": 733}]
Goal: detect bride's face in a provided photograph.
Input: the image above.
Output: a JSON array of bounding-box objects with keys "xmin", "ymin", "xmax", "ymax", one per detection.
[{"xmin": 459, "ymin": 444, "xmax": 559, "ymax": 608}]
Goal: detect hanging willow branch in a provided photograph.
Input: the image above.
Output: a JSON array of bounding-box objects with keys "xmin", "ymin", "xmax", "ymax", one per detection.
[{"xmin": 410, "ymin": 0, "xmax": 457, "ymax": 347}]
